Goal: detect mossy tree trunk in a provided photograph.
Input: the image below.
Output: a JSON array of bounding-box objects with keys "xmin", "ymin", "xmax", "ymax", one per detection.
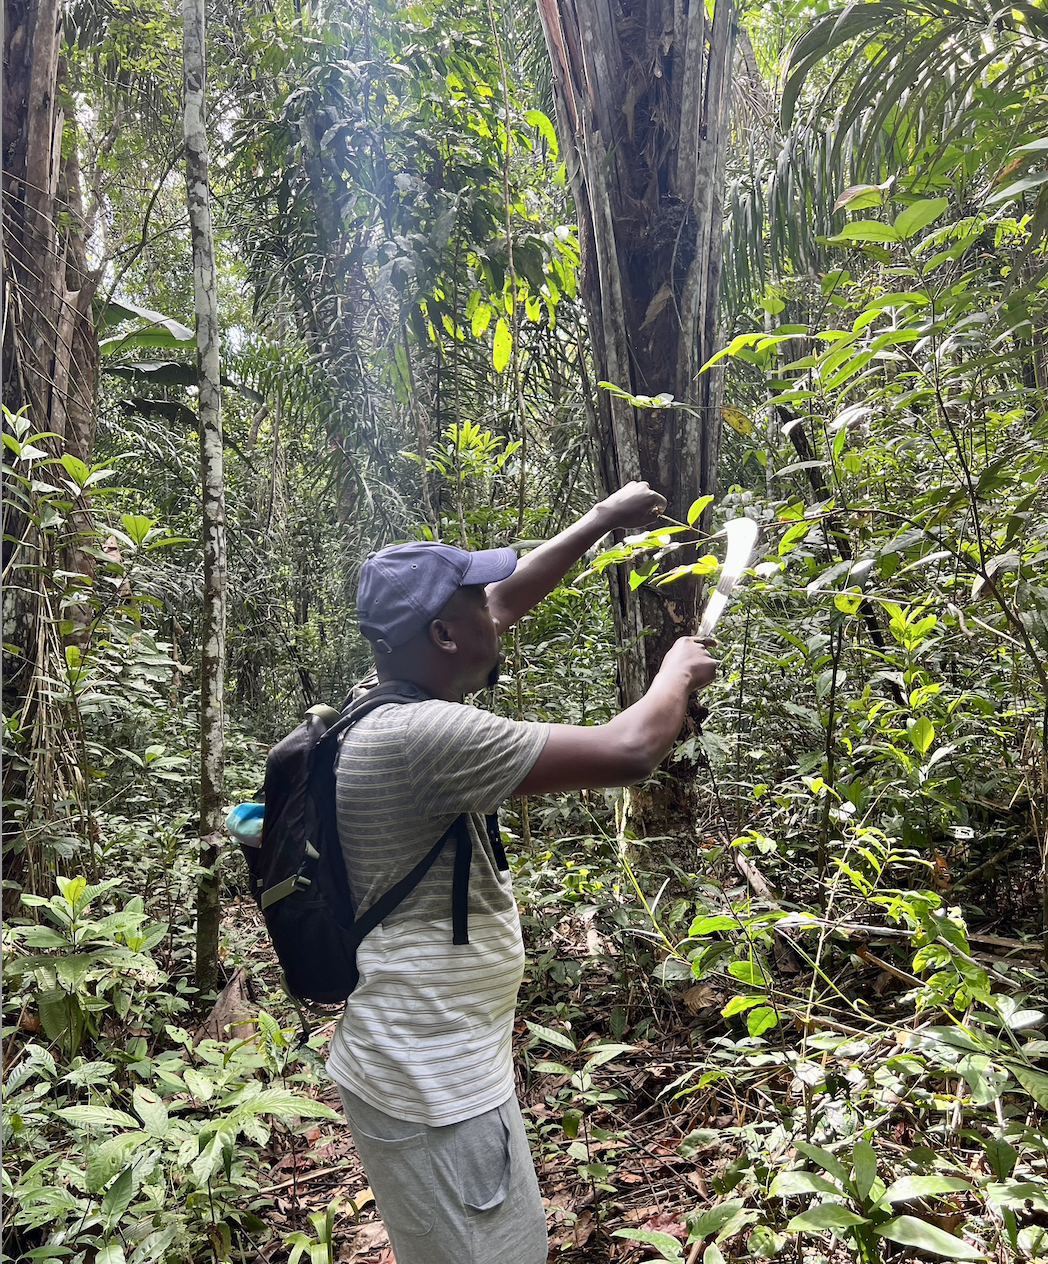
[{"xmin": 183, "ymin": 0, "xmax": 226, "ymax": 992}]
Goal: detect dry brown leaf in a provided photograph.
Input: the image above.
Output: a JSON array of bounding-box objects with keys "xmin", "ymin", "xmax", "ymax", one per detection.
[
  {"xmin": 686, "ymin": 1168, "xmax": 709, "ymax": 1198},
  {"xmin": 338, "ymin": 1219, "xmax": 389, "ymax": 1264},
  {"xmin": 622, "ymin": 1204, "xmax": 663, "ymax": 1224},
  {"xmin": 681, "ymin": 984, "xmax": 719, "ymax": 1014},
  {"xmin": 195, "ymin": 967, "xmax": 255, "ymax": 1042},
  {"xmin": 344, "ymin": 1186, "xmax": 374, "ymax": 1216},
  {"xmin": 547, "ymin": 1209, "xmax": 594, "ymax": 1254}
]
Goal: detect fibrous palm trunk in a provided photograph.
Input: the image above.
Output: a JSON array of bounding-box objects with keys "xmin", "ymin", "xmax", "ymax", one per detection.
[
  {"xmin": 3, "ymin": 0, "xmax": 100, "ymax": 902},
  {"xmin": 536, "ymin": 0, "xmax": 736, "ymax": 706},
  {"xmin": 183, "ymin": 0, "xmax": 227, "ymax": 992}
]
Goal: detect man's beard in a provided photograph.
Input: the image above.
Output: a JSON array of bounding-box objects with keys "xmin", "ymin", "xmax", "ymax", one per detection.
[{"xmin": 487, "ymin": 661, "xmax": 501, "ymax": 689}]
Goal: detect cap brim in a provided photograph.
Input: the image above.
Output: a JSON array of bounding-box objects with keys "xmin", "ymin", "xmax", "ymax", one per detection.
[{"xmin": 461, "ymin": 546, "xmax": 518, "ymax": 585}]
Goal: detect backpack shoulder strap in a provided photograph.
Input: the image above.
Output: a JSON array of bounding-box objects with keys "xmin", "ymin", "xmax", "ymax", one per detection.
[
  {"xmin": 348, "ymin": 813, "xmax": 468, "ymax": 946},
  {"xmin": 320, "ymin": 679, "xmax": 433, "ymax": 747}
]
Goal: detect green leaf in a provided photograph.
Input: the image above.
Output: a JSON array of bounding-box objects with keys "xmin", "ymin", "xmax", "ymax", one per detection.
[
  {"xmin": 827, "ymin": 220, "xmax": 898, "ymax": 244},
  {"xmin": 120, "ymin": 515, "xmax": 155, "ymax": 548},
  {"xmin": 793, "ymin": 1142, "xmax": 852, "ymax": 1188},
  {"xmin": 909, "ymin": 717, "xmax": 935, "ymax": 755},
  {"xmin": 492, "ymin": 318, "xmax": 512, "ymax": 373},
  {"xmin": 524, "ymin": 109, "xmax": 558, "ymax": 157},
  {"xmin": 58, "ymin": 1105, "xmax": 139, "ymax": 1129},
  {"xmin": 240, "ymin": 1089, "xmax": 338, "ymax": 1121},
  {"xmin": 747, "ymin": 1005, "xmax": 778, "ymax": 1037},
  {"xmin": 983, "ymin": 1138, "xmax": 1017, "ymax": 1181},
  {"xmin": 703, "ymin": 1247, "xmax": 726, "ymax": 1264},
  {"xmin": 584, "ymin": 1042, "xmax": 635, "ymax": 1068},
  {"xmin": 183, "ymin": 1068, "xmax": 214, "ymax": 1101},
  {"xmin": 721, "ymin": 994, "xmax": 764, "ymax": 1018},
  {"xmin": 97, "ymin": 299, "xmax": 192, "ymax": 339},
  {"xmin": 770, "ymin": 1170, "xmax": 843, "ymax": 1198},
  {"xmin": 787, "ymin": 1205, "xmax": 868, "ymax": 1231},
  {"xmin": 95, "ymin": 1246, "xmax": 127, "ymax": 1264},
  {"xmin": 132, "ymin": 1087, "xmax": 169, "ymax": 1138},
  {"xmin": 852, "ymin": 1139, "xmax": 878, "ymax": 1201},
  {"xmin": 1009, "ymin": 1063, "xmax": 1048, "ymax": 1108},
  {"xmin": 779, "ymin": 522, "xmax": 810, "ymax": 556},
  {"xmin": 984, "ymin": 1181, "xmax": 1048, "ymax": 1213},
  {"xmin": 471, "ymin": 304, "xmax": 492, "ymax": 338},
  {"xmin": 834, "ymin": 184, "xmax": 885, "ymax": 211},
  {"xmin": 893, "ymin": 199, "xmax": 949, "ymax": 240},
  {"xmin": 988, "ymin": 172, "xmax": 1048, "ymax": 204},
  {"xmin": 686, "ymin": 1200, "xmax": 745, "ymax": 1241},
  {"xmin": 875, "ymin": 1176, "xmax": 972, "ymax": 1208},
  {"xmin": 525, "ymin": 1020, "xmax": 576, "ymax": 1052},
  {"xmin": 129, "ymin": 1225, "xmax": 180, "ymax": 1264},
  {"xmin": 58, "ymin": 454, "xmax": 90, "ymax": 488},
  {"xmin": 611, "ymin": 1229, "xmax": 684, "ymax": 1260},
  {"xmin": 874, "ymin": 1215, "xmax": 984, "ymax": 1258},
  {"xmin": 101, "ymin": 1167, "xmax": 135, "ymax": 1229},
  {"xmin": 687, "ymin": 495, "xmax": 714, "ymax": 526},
  {"xmin": 689, "ymin": 915, "xmax": 737, "ymax": 936},
  {"xmin": 728, "ymin": 960, "xmax": 765, "ymax": 987}
]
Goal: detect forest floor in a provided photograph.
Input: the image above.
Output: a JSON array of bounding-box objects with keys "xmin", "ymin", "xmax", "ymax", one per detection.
[
  {"xmin": 211, "ymin": 841, "xmax": 1048, "ymax": 1264},
  {"xmin": 216, "ymin": 894, "xmax": 759, "ymax": 1263}
]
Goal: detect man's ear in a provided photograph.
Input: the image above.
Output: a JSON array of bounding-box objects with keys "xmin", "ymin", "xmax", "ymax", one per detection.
[{"xmin": 428, "ymin": 619, "xmax": 457, "ymax": 654}]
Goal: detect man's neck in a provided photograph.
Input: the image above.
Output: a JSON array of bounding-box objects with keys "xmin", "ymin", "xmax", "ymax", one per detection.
[{"xmin": 374, "ymin": 663, "xmax": 463, "ymax": 704}]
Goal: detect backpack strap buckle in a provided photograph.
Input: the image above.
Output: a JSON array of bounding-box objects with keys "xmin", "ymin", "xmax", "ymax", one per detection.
[{"xmin": 261, "ymin": 872, "xmax": 312, "ymax": 910}]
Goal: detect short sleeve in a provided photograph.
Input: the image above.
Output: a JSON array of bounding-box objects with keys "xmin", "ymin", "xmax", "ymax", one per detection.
[{"xmin": 404, "ymin": 701, "xmax": 549, "ymax": 818}]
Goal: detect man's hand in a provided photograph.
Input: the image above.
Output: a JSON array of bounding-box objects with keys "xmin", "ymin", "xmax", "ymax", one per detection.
[
  {"xmin": 595, "ymin": 480, "xmax": 667, "ymax": 530},
  {"xmin": 659, "ymin": 636, "xmax": 717, "ymax": 692},
  {"xmin": 488, "ymin": 481, "xmax": 666, "ymax": 632}
]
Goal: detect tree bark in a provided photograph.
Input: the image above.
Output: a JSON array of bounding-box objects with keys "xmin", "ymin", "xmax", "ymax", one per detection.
[
  {"xmin": 536, "ymin": 0, "xmax": 737, "ymax": 706},
  {"xmin": 183, "ymin": 0, "xmax": 227, "ymax": 992},
  {"xmin": 3, "ymin": 0, "xmax": 100, "ymax": 903}
]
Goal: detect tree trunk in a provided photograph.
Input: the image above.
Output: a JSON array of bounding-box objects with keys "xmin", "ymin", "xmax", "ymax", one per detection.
[
  {"xmin": 3, "ymin": 0, "xmax": 100, "ymax": 903},
  {"xmin": 183, "ymin": 0, "xmax": 227, "ymax": 992},
  {"xmin": 536, "ymin": 0, "xmax": 736, "ymax": 706}
]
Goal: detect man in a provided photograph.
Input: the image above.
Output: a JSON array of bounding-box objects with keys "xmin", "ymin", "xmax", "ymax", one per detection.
[{"xmin": 328, "ymin": 481, "xmax": 716, "ymax": 1264}]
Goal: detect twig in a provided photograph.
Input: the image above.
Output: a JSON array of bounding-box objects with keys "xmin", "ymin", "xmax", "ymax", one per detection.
[
  {"xmin": 856, "ymin": 945, "xmax": 925, "ymax": 990},
  {"xmin": 952, "ymin": 833, "xmax": 1035, "ymax": 890},
  {"xmin": 259, "ymin": 1163, "xmax": 352, "ymax": 1194}
]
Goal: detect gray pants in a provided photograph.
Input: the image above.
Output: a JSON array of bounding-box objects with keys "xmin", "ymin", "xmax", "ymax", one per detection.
[{"xmin": 337, "ymin": 1086, "xmax": 548, "ymax": 1264}]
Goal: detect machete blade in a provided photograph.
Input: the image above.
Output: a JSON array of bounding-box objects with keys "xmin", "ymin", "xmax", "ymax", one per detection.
[{"xmin": 696, "ymin": 517, "xmax": 759, "ymax": 640}]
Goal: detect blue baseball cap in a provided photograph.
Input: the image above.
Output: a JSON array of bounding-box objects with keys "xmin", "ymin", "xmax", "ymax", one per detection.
[{"xmin": 357, "ymin": 541, "xmax": 518, "ymax": 653}]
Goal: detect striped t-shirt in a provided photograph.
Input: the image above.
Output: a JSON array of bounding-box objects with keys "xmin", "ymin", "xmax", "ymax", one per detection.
[{"xmin": 325, "ymin": 698, "xmax": 548, "ymax": 1125}]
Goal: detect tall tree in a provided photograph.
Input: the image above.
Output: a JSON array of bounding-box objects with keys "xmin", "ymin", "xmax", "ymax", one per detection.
[
  {"xmin": 536, "ymin": 0, "xmax": 737, "ymax": 706},
  {"xmin": 183, "ymin": 0, "xmax": 226, "ymax": 990},
  {"xmin": 3, "ymin": 0, "xmax": 101, "ymax": 900}
]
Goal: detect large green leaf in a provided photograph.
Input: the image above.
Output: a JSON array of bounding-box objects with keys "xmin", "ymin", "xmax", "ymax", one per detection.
[
  {"xmin": 58, "ymin": 1105, "xmax": 140, "ymax": 1129},
  {"xmin": 101, "ymin": 1167, "xmax": 135, "ymax": 1229},
  {"xmin": 1009, "ymin": 1062, "xmax": 1048, "ymax": 1108},
  {"xmin": 770, "ymin": 1170, "xmax": 843, "ymax": 1198},
  {"xmin": 827, "ymin": 221, "xmax": 898, "ymax": 244},
  {"xmin": 786, "ymin": 1204, "xmax": 868, "ymax": 1231},
  {"xmin": 492, "ymin": 318, "xmax": 512, "ymax": 372},
  {"xmin": 525, "ymin": 1020, "xmax": 576, "ymax": 1052},
  {"xmin": 893, "ymin": 198, "xmax": 949, "ymax": 239},
  {"xmin": 874, "ymin": 1175, "xmax": 972, "ymax": 1207},
  {"xmin": 874, "ymin": 1216, "xmax": 984, "ymax": 1258},
  {"xmin": 100, "ymin": 327, "xmax": 194, "ymax": 356},
  {"xmin": 96, "ymin": 299, "xmax": 192, "ymax": 339},
  {"xmin": 610, "ymin": 1229, "xmax": 683, "ymax": 1260}
]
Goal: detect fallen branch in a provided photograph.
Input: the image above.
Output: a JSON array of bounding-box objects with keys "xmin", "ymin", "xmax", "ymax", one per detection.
[
  {"xmin": 952, "ymin": 833, "xmax": 1035, "ymax": 890},
  {"xmin": 260, "ymin": 1163, "xmax": 353, "ymax": 1194}
]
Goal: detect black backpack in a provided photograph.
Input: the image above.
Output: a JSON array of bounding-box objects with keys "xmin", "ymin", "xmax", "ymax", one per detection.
[{"xmin": 240, "ymin": 681, "xmax": 503, "ymax": 1005}]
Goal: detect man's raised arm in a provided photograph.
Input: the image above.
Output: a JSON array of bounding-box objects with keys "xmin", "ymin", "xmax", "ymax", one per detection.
[
  {"xmin": 486, "ymin": 481, "xmax": 667, "ymax": 633},
  {"xmin": 514, "ymin": 635, "xmax": 716, "ymax": 794}
]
